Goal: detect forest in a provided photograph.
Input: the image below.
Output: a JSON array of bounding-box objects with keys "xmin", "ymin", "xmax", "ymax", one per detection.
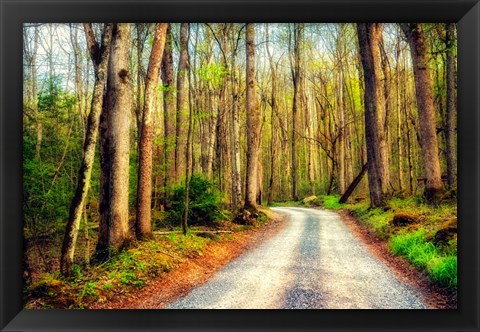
[{"xmin": 23, "ymin": 23, "xmax": 457, "ymax": 309}]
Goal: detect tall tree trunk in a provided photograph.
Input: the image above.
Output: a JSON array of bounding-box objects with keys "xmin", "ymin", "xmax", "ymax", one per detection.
[
  {"xmin": 175, "ymin": 23, "xmax": 189, "ymax": 182},
  {"xmin": 134, "ymin": 23, "xmax": 147, "ymax": 137},
  {"xmin": 244, "ymin": 23, "xmax": 260, "ymax": 211},
  {"xmin": 161, "ymin": 25, "xmax": 176, "ymax": 202},
  {"xmin": 206, "ymin": 89, "xmax": 218, "ymax": 179},
  {"xmin": 266, "ymin": 25, "xmax": 277, "ymax": 205},
  {"xmin": 402, "ymin": 53, "xmax": 414, "ymax": 194},
  {"xmin": 96, "ymin": 23, "xmax": 132, "ymax": 260},
  {"xmin": 70, "ymin": 24, "xmax": 85, "ymax": 140},
  {"xmin": 395, "ymin": 30, "xmax": 404, "ymax": 193},
  {"xmin": 445, "ymin": 23, "xmax": 457, "ymax": 189},
  {"xmin": 401, "ymin": 23, "xmax": 444, "ymax": 202},
  {"xmin": 336, "ymin": 25, "xmax": 346, "ymax": 195},
  {"xmin": 28, "ymin": 26, "xmax": 42, "ymax": 160},
  {"xmin": 380, "ymin": 39, "xmax": 392, "ymax": 189},
  {"xmin": 136, "ymin": 23, "xmax": 168, "ymax": 240},
  {"xmin": 257, "ymin": 160, "xmax": 263, "ymax": 205},
  {"xmin": 291, "ymin": 23, "xmax": 303, "ymax": 201},
  {"xmin": 338, "ymin": 72, "xmax": 346, "ymax": 194},
  {"xmin": 305, "ymin": 73, "xmax": 314, "ymax": 196},
  {"xmin": 60, "ymin": 24, "xmax": 113, "ymax": 276},
  {"xmin": 183, "ymin": 55, "xmax": 194, "ymax": 236},
  {"xmin": 214, "ymin": 24, "xmax": 231, "ymax": 204},
  {"xmin": 230, "ymin": 58, "xmax": 242, "ymax": 210},
  {"xmin": 357, "ymin": 23, "xmax": 388, "ymax": 207}
]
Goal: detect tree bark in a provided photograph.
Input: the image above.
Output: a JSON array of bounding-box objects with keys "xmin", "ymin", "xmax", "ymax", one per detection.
[
  {"xmin": 291, "ymin": 23, "xmax": 303, "ymax": 201},
  {"xmin": 136, "ymin": 23, "xmax": 168, "ymax": 240},
  {"xmin": 357, "ymin": 23, "xmax": 388, "ymax": 207},
  {"xmin": 395, "ymin": 30, "xmax": 404, "ymax": 193},
  {"xmin": 134, "ymin": 23, "xmax": 147, "ymax": 137},
  {"xmin": 445, "ymin": 23, "xmax": 457, "ymax": 189},
  {"xmin": 338, "ymin": 72, "xmax": 346, "ymax": 194},
  {"xmin": 257, "ymin": 159, "xmax": 263, "ymax": 205},
  {"xmin": 266, "ymin": 25, "xmax": 277, "ymax": 205},
  {"xmin": 161, "ymin": 25, "xmax": 176, "ymax": 201},
  {"xmin": 339, "ymin": 162, "xmax": 368, "ymax": 204},
  {"xmin": 244, "ymin": 23, "xmax": 261, "ymax": 211},
  {"xmin": 175, "ymin": 23, "xmax": 189, "ymax": 182},
  {"xmin": 70, "ymin": 24, "xmax": 85, "ymax": 141},
  {"xmin": 230, "ymin": 28, "xmax": 242, "ymax": 211},
  {"xmin": 183, "ymin": 59, "xmax": 194, "ymax": 236},
  {"xmin": 60, "ymin": 23, "xmax": 113, "ymax": 276},
  {"xmin": 401, "ymin": 23, "xmax": 444, "ymax": 202},
  {"xmin": 96, "ymin": 23, "xmax": 132, "ymax": 260}
]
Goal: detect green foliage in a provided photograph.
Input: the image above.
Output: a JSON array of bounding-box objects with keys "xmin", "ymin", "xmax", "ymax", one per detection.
[
  {"xmin": 390, "ymin": 230, "xmax": 435, "ymax": 267},
  {"xmin": 71, "ymin": 264, "xmax": 84, "ymax": 280},
  {"xmin": 158, "ymin": 82, "xmax": 176, "ymax": 93},
  {"xmin": 38, "ymin": 77, "xmax": 77, "ymax": 118},
  {"xmin": 365, "ymin": 213, "xmax": 393, "ymax": 239},
  {"xmin": 387, "ymin": 197, "xmax": 420, "ymax": 210},
  {"xmin": 23, "ymin": 77, "xmax": 85, "ymax": 235},
  {"xmin": 168, "ymin": 174, "xmax": 224, "ymax": 226},
  {"xmin": 317, "ymin": 195, "xmax": 344, "ymax": 210},
  {"xmin": 344, "ymin": 202, "xmax": 393, "ymax": 239},
  {"xmin": 427, "ymin": 256, "xmax": 457, "ymax": 289},
  {"xmin": 79, "ymin": 282, "xmax": 97, "ymax": 298},
  {"xmin": 119, "ymin": 271, "xmax": 143, "ymax": 288},
  {"xmin": 390, "ymin": 230, "xmax": 457, "ymax": 289},
  {"xmin": 197, "ymin": 63, "xmax": 228, "ymax": 88},
  {"xmin": 166, "ymin": 232, "xmax": 210, "ymax": 256},
  {"xmin": 102, "ymin": 282, "xmax": 113, "ymax": 291}
]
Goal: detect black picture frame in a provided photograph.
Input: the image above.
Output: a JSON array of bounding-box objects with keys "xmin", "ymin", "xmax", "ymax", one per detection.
[{"xmin": 1, "ymin": 0, "xmax": 479, "ymax": 331}]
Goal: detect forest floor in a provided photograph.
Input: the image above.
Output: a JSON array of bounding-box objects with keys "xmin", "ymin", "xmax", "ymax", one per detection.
[{"xmin": 24, "ymin": 207, "xmax": 287, "ymax": 309}]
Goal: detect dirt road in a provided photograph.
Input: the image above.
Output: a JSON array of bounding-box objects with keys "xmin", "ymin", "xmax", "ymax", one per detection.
[{"xmin": 167, "ymin": 207, "xmax": 426, "ymax": 309}]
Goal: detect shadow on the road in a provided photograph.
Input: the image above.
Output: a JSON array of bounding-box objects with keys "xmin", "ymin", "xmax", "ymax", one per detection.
[{"xmin": 282, "ymin": 213, "xmax": 325, "ymax": 309}]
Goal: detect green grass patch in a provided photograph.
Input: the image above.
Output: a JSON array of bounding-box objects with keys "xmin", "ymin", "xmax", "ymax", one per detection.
[
  {"xmin": 427, "ymin": 255, "xmax": 457, "ymax": 289},
  {"xmin": 390, "ymin": 230, "xmax": 437, "ymax": 268},
  {"xmin": 166, "ymin": 231, "xmax": 210, "ymax": 256},
  {"xmin": 389, "ymin": 230, "xmax": 457, "ymax": 289},
  {"xmin": 317, "ymin": 195, "xmax": 344, "ymax": 210},
  {"xmin": 364, "ymin": 212, "xmax": 393, "ymax": 239}
]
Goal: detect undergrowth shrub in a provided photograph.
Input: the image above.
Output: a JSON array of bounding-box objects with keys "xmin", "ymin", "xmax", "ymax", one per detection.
[{"xmin": 168, "ymin": 174, "xmax": 224, "ymax": 226}]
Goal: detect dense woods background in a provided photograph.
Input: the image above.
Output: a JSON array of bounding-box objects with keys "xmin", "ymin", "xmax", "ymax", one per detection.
[{"xmin": 23, "ymin": 23, "xmax": 456, "ymax": 287}]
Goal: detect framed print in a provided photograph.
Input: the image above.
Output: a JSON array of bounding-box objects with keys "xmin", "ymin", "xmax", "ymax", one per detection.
[{"xmin": 1, "ymin": 0, "xmax": 479, "ymax": 331}]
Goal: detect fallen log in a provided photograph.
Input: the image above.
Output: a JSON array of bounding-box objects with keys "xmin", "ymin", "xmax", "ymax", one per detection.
[{"xmin": 339, "ymin": 162, "xmax": 368, "ymax": 204}]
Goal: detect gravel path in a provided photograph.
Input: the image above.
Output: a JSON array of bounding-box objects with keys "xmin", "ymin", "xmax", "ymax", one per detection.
[{"xmin": 167, "ymin": 207, "xmax": 426, "ymax": 309}]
